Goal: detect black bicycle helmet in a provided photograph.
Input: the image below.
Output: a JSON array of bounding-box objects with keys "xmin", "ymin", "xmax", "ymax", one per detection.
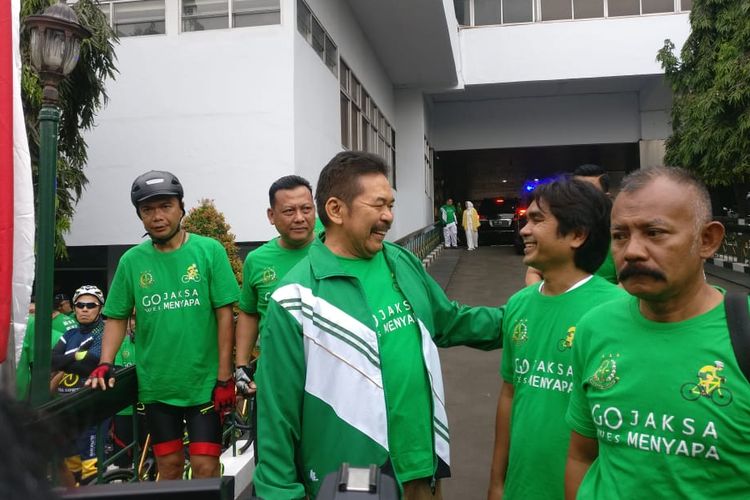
[{"xmin": 130, "ymin": 170, "xmax": 184, "ymax": 207}]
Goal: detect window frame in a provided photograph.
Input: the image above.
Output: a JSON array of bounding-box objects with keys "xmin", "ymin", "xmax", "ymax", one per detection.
[
  {"xmin": 455, "ymin": 0, "xmax": 689, "ymax": 26},
  {"xmin": 296, "ymin": 0, "xmax": 338, "ymax": 75},
  {"xmin": 180, "ymin": 0, "xmax": 281, "ymax": 33},
  {"xmin": 339, "ymin": 59, "xmax": 396, "ymax": 188},
  {"xmin": 98, "ymin": 0, "xmax": 168, "ymax": 37}
]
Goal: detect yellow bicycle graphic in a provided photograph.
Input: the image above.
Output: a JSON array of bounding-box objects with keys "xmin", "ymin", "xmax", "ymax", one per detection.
[
  {"xmin": 680, "ymin": 361, "xmax": 733, "ymax": 407},
  {"xmin": 181, "ymin": 264, "xmax": 201, "ymax": 283}
]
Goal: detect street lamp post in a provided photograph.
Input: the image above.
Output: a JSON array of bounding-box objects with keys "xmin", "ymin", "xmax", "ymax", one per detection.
[{"xmin": 25, "ymin": 0, "xmax": 89, "ymax": 406}]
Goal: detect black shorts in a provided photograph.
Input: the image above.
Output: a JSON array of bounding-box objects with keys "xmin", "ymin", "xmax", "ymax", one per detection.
[{"xmin": 144, "ymin": 402, "xmax": 221, "ymax": 457}]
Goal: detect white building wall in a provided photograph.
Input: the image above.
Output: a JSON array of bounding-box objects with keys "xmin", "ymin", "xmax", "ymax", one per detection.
[
  {"xmin": 68, "ymin": 0, "xmax": 296, "ymax": 246},
  {"xmin": 292, "ymin": 31, "xmax": 340, "ymax": 193},
  {"xmin": 460, "ymin": 14, "xmax": 691, "ymax": 84},
  {"xmin": 304, "ymin": 0, "xmax": 395, "ymax": 125},
  {"xmin": 392, "ymin": 90, "xmax": 432, "ymax": 237},
  {"xmin": 67, "ymin": 1, "xmax": 687, "ymax": 248},
  {"xmin": 296, "ymin": 0, "xmax": 436, "ymax": 239},
  {"xmin": 432, "ymin": 92, "xmax": 641, "ymax": 151}
]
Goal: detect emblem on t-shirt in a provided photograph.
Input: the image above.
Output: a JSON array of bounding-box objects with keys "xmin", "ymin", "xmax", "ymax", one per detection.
[
  {"xmin": 391, "ymin": 273, "xmax": 401, "ymax": 293},
  {"xmin": 588, "ymin": 353, "xmax": 620, "ymax": 390},
  {"xmin": 181, "ymin": 263, "xmax": 202, "ymax": 283},
  {"xmin": 262, "ymin": 267, "xmax": 277, "ymax": 284},
  {"xmin": 680, "ymin": 360, "xmax": 733, "ymax": 407},
  {"xmin": 557, "ymin": 326, "xmax": 576, "ymax": 351},
  {"xmin": 139, "ymin": 271, "xmax": 154, "ymax": 288},
  {"xmin": 511, "ymin": 319, "xmax": 528, "ymax": 346}
]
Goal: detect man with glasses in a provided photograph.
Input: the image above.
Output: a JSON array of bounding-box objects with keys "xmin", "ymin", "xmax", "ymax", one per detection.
[{"xmin": 51, "ymin": 285, "xmax": 107, "ymax": 484}]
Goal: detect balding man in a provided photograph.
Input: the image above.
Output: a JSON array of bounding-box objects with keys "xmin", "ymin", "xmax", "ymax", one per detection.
[{"xmin": 565, "ymin": 167, "xmax": 750, "ymax": 498}]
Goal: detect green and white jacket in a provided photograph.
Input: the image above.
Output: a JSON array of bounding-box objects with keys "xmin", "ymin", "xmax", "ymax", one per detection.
[{"xmin": 253, "ymin": 238, "xmax": 503, "ymax": 498}]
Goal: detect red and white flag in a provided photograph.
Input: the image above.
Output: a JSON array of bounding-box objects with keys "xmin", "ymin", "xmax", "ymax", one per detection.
[{"xmin": 1, "ymin": 0, "xmax": 35, "ymax": 366}]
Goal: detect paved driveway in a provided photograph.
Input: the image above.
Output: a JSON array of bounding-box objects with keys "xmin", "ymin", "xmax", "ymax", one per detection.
[{"xmin": 435, "ymin": 246, "xmax": 523, "ymax": 499}]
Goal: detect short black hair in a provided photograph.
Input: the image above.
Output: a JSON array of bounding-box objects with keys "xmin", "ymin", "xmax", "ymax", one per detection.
[
  {"xmin": 533, "ymin": 176, "xmax": 612, "ymax": 274},
  {"xmin": 268, "ymin": 175, "xmax": 313, "ymax": 208},
  {"xmin": 574, "ymin": 164, "xmax": 610, "ymax": 193},
  {"xmin": 316, "ymin": 151, "xmax": 390, "ymax": 227}
]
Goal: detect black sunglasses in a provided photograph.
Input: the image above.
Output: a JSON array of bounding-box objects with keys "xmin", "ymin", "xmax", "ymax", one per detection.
[{"xmin": 75, "ymin": 302, "xmax": 100, "ymax": 310}]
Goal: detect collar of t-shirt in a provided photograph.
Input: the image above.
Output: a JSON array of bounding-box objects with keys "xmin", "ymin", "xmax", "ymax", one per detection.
[{"xmin": 538, "ymin": 274, "xmax": 593, "ymax": 295}]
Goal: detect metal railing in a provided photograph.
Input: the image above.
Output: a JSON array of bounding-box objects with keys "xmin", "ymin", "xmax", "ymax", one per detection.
[
  {"xmin": 714, "ymin": 217, "xmax": 750, "ymax": 265},
  {"xmin": 30, "ymin": 366, "xmax": 248, "ymax": 488},
  {"xmin": 33, "ymin": 366, "xmax": 139, "ymax": 484},
  {"xmin": 394, "ymin": 222, "xmax": 442, "ymax": 261}
]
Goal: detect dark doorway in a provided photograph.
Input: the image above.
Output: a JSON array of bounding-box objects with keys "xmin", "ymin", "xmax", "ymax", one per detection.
[{"xmin": 434, "ymin": 143, "xmax": 639, "ymax": 205}]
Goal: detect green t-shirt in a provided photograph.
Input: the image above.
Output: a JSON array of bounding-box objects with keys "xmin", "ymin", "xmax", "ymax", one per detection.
[
  {"xmin": 440, "ymin": 205, "xmax": 457, "ymax": 225},
  {"xmin": 594, "ymin": 248, "xmax": 617, "ymax": 284},
  {"xmin": 239, "ymin": 237, "xmax": 312, "ymax": 324},
  {"xmin": 103, "ymin": 234, "xmax": 240, "ymax": 406},
  {"xmin": 114, "ymin": 333, "xmax": 137, "ymax": 416},
  {"xmin": 313, "ymin": 218, "xmax": 325, "ymax": 236},
  {"xmin": 337, "ymin": 251, "xmax": 434, "ymax": 483},
  {"xmin": 52, "ymin": 313, "xmax": 78, "ymax": 334},
  {"xmin": 566, "ymin": 293, "xmax": 750, "ymax": 498},
  {"xmin": 501, "ymin": 276, "xmax": 626, "ymax": 500},
  {"xmin": 15, "ymin": 314, "xmax": 65, "ymax": 400}
]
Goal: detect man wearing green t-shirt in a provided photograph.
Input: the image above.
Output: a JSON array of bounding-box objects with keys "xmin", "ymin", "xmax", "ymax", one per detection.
[
  {"xmin": 88, "ymin": 170, "xmax": 239, "ymax": 481},
  {"xmin": 488, "ymin": 177, "xmax": 626, "ymax": 500},
  {"xmin": 440, "ymin": 198, "xmax": 458, "ymax": 248},
  {"xmin": 53, "ymin": 292, "xmax": 74, "ymax": 317},
  {"xmin": 16, "ymin": 294, "xmax": 76, "ymax": 400},
  {"xmin": 254, "ymin": 151, "xmax": 504, "ymax": 499},
  {"xmin": 234, "ymin": 175, "xmax": 316, "ymax": 397},
  {"xmin": 565, "ymin": 167, "xmax": 750, "ymax": 497},
  {"xmin": 525, "ymin": 164, "xmax": 618, "ymax": 286}
]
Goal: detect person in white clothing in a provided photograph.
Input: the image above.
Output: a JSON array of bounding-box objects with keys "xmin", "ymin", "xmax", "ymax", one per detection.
[{"xmin": 462, "ymin": 201, "xmax": 479, "ymax": 250}]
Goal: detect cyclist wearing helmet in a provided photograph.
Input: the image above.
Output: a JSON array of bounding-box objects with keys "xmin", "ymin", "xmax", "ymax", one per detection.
[
  {"xmin": 87, "ymin": 170, "xmax": 239, "ymax": 480},
  {"xmin": 51, "ymin": 285, "xmax": 107, "ymax": 484}
]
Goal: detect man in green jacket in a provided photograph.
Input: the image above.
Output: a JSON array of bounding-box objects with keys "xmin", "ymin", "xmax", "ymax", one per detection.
[{"xmin": 254, "ymin": 151, "xmax": 504, "ymax": 499}]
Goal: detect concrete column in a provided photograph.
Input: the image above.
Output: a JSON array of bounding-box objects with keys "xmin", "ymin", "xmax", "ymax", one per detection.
[{"xmin": 639, "ymin": 139, "xmax": 666, "ymax": 169}]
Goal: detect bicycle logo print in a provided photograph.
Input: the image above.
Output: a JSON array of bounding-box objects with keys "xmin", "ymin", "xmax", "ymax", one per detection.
[
  {"xmin": 680, "ymin": 361, "xmax": 733, "ymax": 407},
  {"xmin": 181, "ymin": 263, "xmax": 201, "ymax": 283}
]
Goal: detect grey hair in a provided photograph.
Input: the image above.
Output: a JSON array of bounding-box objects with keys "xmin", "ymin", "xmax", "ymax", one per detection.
[{"xmin": 619, "ymin": 167, "xmax": 712, "ymax": 230}]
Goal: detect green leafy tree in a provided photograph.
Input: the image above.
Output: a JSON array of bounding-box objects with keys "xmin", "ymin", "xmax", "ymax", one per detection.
[
  {"xmin": 21, "ymin": 0, "xmax": 118, "ymax": 256},
  {"xmin": 182, "ymin": 199, "xmax": 243, "ymax": 285},
  {"xmin": 657, "ymin": 0, "xmax": 750, "ymax": 209}
]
